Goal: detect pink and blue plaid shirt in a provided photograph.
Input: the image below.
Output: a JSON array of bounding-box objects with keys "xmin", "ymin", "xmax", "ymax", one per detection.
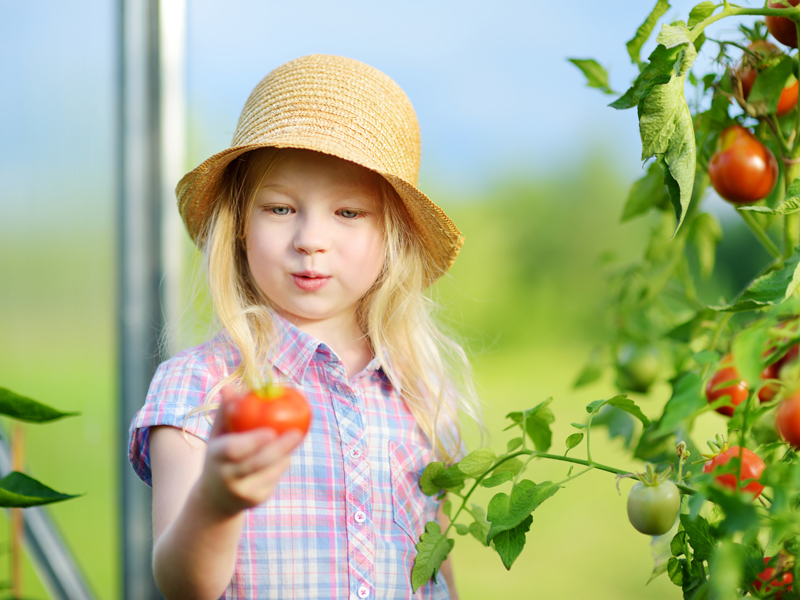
[{"xmin": 128, "ymin": 311, "xmax": 452, "ymax": 599}]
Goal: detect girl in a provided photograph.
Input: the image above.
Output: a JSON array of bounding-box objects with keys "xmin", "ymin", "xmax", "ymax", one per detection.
[{"xmin": 128, "ymin": 54, "xmax": 482, "ymax": 600}]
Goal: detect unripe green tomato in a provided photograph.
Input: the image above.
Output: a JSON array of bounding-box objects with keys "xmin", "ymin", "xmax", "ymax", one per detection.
[
  {"xmin": 627, "ymin": 480, "xmax": 680, "ymax": 536},
  {"xmin": 615, "ymin": 342, "xmax": 662, "ymax": 394}
]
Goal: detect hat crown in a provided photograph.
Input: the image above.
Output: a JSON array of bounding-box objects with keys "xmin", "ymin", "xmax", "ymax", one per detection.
[{"xmin": 232, "ymin": 54, "xmax": 421, "ymax": 185}]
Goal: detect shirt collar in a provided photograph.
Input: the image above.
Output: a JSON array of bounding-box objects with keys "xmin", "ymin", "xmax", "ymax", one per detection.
[{"xmin": 264, "ymin": 308, "xmax": 389, "ymax": 386}]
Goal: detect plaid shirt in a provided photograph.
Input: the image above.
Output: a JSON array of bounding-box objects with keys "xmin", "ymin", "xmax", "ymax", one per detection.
[{"xmin": 128, "ymin": 312, "xmax": 451, "ymax": 600}]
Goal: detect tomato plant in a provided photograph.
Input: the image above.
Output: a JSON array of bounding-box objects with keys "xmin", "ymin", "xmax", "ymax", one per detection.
[
  {"xmin": 708, "ymin": 125, "xmax": 778, "ymax": 204},
  {"xmin": 705, "ymin": 355, "xmax": 750, "ymax": 416},
  {"xmin": 225, "ymin": 385, "xmax": 312, "ymax": 435},
  {"xmin": 411, "ymin": 3, "xmax": 800, "ymax": 596},
  {"xmin": 736, "ymin": 40, "xmax": 799, "ymax": 117},
  {"xmin": 626, "ymin": 466, "xmax": 680, "ymax": 536},
  {"xmin": 701, "ymin": 443, "xmax": 765, "ymax": 498}
]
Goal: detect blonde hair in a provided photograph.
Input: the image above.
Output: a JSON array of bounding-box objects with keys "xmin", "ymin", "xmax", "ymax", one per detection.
[{"xmin": 194, "ymin": 147, "xmax": 482, "ymax": 462}]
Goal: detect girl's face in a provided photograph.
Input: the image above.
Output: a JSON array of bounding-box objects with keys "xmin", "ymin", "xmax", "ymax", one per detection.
[{"xmin": 246, "ymin": 150, "xmax": 385, "ymax": 330}]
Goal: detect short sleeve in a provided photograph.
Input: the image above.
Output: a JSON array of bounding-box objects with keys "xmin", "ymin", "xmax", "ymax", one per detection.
[{"xmin": 127, "ymin": 350, "xmax": 224, "ymax": 486}]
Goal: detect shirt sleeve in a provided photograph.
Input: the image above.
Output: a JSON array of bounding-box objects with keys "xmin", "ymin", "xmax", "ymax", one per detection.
[{"xmin": 127, "ymin": 350, "xmax": 222, "ymax": 486}]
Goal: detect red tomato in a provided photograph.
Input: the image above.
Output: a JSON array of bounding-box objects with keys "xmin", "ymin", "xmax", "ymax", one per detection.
[
  {"xmin": 737, "ymin": 40, "xmax": 799, "ymax": 116},
  {"xmin": 708, "ymin": 125, "xmax": 778, "ymax": 204},
  {"xmin": 753, "ymin": 557, "xmax": 793, "ymax": 599},
  {"xmin": 767, "ymin": 0, "xmax": 800, "ymax": 48},
  {"xmin": 702, "ymin": 446, "xmax": 765, "ymax": 498},
  {"xmin": 777, "ymin": 388, "xmax": 800, "ymax": 447},
  {"xmin": 706, "ymin": 356, "xmax": 750, "ymax": 417},
  {"xmin": 225, "ymin": 385, "xmax": 312, "ymax": 435}
]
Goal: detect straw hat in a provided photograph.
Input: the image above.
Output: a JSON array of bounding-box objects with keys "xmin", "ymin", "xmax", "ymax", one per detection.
[{"xmin": 177, "ymin": 53, "xmax": 463, "ymax": 284}]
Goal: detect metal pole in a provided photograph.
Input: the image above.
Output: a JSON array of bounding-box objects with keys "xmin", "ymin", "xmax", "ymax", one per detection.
[{"xmin": 118, "ymin": 0, "xmax": 165, "ymax": 597}]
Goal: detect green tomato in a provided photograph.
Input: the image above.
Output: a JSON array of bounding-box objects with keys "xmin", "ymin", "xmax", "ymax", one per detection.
[
  {"xmin": 615, "ymin": 342, "xmax": 661, "ymax": 394},
  {"xmin": 627, "ymin": 479, "xmax": 680, "ymax": 536}
]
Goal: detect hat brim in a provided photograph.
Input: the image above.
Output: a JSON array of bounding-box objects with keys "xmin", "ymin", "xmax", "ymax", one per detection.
[{"xmin": 177, "ymin": 142, "xmax": 464, "ymax": 285}]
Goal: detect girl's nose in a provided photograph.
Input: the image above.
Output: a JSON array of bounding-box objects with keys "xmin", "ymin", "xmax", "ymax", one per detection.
[{"xmin": 293, "ymin": 212, "xmax": 330, "ymax": 255}]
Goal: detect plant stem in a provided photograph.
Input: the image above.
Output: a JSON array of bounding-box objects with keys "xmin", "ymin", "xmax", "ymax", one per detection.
[{"xmin": 738, "ymin": 209, "xmax": 782, "ymax": 260}]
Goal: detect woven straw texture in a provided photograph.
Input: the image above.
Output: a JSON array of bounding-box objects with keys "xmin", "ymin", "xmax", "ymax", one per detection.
[{"xmin": 176, "ymin": 54, "xmax": 463, "ymax": 283}]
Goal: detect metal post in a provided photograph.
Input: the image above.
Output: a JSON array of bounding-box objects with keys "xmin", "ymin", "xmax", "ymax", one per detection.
[{"xmin": 118, "ymin": 0, "xmax": 165, "ymax": 597}]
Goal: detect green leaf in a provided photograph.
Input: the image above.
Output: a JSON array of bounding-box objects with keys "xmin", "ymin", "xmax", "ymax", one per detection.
[
  {"xmin": 747, "ymin": 55, "xmax": 795, "ymax": 115},
  {"xmin": 656, "ymin": 22, "xmax": 691, "ymax": 49},
  {"xmin": 570, "ymin": 422, "xmax": 586, "ymax": 430},
  {"xmin": 492, "ymin": 457, "xmax": 524, "ymax": 476},
  {"xmin": 493, "ymin": 514, "xmax": 533, "ymax": 570},
  {"xmin": 732, "ymin": 325, "xmax": 770, "ymax": 388},
  {"xmin": 606, "ymin": 395, "xmax": 651, "ymax": 428},
  {"xmin": 458, "ymin": 448, "xmax": 496, "ymax": 477},
  {"xmin": 671, "ymin": 531, "xmax": 688, "ymax": 557},
  {"xmin": 693, "ymin": 350, "xmax": 720, "ymax": 365},
  {"xmin": 586, "ymin": 399, "xmax": 605, "ymax": 414},
  {"xmin": 0, "ymin": 471, "xmax": 79, "ymax": 508},
  {"xmin": 411, "ymin": 521, "xmax": 455, "ymax": 592},
  {"xmin": 431, "ymin": 464, "xmax": 468, "ymax": 494},
  {"xmin": 689, "ymin": 212, "xmax": 722, "ymax": 279},
  {"xmin": 621, "ymin": 162, "xmax": 671, "ymax": 222},
  {"xmin": 648, "ymin": 527, "xmax": 678, "ymax": 583},
  {"xmin": 667, "ymin": 557, "xmax": 684, "ymax": 586},
  {"xmin": 486, "ymin": 480, "xmax": 559, "ymax": 545},
  {"xmin": 639, "ymin": 40, "xmax": 698, "ymax": 235},
  {"xmin": 740, "ymin": 196, "xmax": 800, "ymax": 216},
  {"xmin": 509, "ymin": 399, "xmax": 555, "ymax": 453},
  {"xmin": 0, "ymin": 387, "xmax": 78, "ymax": 423},
  {"xmin": 419, "ymin": 462, "xmax": 446, "ymax": 496},
  {"xmin": 592, "ymin": 405, "xmax": 635, "ymax": 448},
  {"xmin": 454, "ymin": 523, "xmax": 469, "ymax": 536},
  {"xmin": 626, "ymin": 0, "xmax": 671, "ymax": 65},
  {"xmin": 740, "ymin": 179, "xmax": 800, "ymax": 215},
  {"xmin": 705, "ymin": 487, "xmax": 760, "ymax": 536},
  {"xmin": 506, "ymin": 437, "xmax": 523, "ymax": 452},
  {"xmin": 567, "ymin": 59, "xmax": 614, "ymax": 94},
  {"xmin": 610, "ymin": 44, "xmax": 678, "ymax": 110},
  {"xmin": 680, "ymin": 514, "xmax": 714, "ymax": 562},
  {"xmin": 667, "ymin": 309, "xmax": 716, "ymax": 343},
  {"xmin": 654, "ymin": 373, "xmax": 705, "ymax": 436},
  {"xmin": 573, "ymin": 345, "xmax": 607, "ymax": 388},
  {"xmin": 688, "ymin": 1, "xmax": 716, "ymax": 28},
  {"xmin": 481, "ymin": 471, "xmax": 515, "ymax": 488},
  {"xmin": 442, "ymin": 499, "xmax": 452, "ymax": 518},
  {"xmin": 468, "ymin": 504, "xmax": 490, "ymax": 546},
  {"xmin": 564, "ymin": 433, "xmax": 584, "ymax": 453},
  {"xmin": 713, "ymin": 246, "xmax": 800, "ymax": 312}
]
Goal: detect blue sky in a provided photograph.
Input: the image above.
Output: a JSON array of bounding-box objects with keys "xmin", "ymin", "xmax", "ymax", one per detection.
[{"xmin": 0, "ymin": 0, "xmax": 763, "ymax": 222}]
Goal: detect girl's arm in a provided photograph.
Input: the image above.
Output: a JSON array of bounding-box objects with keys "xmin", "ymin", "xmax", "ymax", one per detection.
[
  {"xmin": 437, "ymin": 502, "xmax": 460, "ymax": 600},
  {"xmin": 150, "ymin": 386, "xmax": 304, "ymax": 600}
]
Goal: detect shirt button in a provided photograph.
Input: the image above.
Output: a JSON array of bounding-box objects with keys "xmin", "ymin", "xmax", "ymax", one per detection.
[
  {"xmin": 357, "ymin": 586, "xmax": 370, "ymax": 598},
  {"xmin": 350, "ymin": 447, "xmax": 361, "ymax": 459},
  {"xmin": 354, "ymin": 510, "xmax": 366, "ymax": 523}
]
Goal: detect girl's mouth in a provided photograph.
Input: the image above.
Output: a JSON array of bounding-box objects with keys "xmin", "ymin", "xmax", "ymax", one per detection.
[{"xmin": 292, "ymin": 272, "xmax": 331, "ymax": 291}]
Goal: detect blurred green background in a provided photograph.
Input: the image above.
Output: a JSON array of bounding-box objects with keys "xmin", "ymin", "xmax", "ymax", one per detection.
[{"xmin": 0, "ymin": 0, "xmax": 776, "ymax": 598}]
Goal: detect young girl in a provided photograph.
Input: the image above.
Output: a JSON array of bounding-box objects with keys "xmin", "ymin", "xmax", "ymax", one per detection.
[{"xmin": 128, "ymin": 54, "xmax": 482, "ymax": 600}]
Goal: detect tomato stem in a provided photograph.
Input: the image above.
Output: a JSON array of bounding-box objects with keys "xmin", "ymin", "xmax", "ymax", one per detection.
[{"xmin": 738, "ymin": 209, "xmax": 782, "ymax": 260}]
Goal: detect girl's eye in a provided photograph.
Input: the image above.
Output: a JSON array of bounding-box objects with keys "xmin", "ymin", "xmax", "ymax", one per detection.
[
  {"xmin": 339, "ymin": 209, "xmax": 362, "ymax": 219},
  {"xmin": 269, "ymin": 205, "xmax": 291, "ymax": 216}
]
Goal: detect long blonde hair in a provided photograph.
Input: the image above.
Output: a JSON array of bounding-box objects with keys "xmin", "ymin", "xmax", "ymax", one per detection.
[{"xmin": 197, "ymin": 147, "xmax": 482, "ymax": 461}]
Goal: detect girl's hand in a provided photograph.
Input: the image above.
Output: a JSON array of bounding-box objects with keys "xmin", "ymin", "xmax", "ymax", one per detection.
[{"xmin": 197, "ymin": 385, "xmax": 305, "ymax": 516}]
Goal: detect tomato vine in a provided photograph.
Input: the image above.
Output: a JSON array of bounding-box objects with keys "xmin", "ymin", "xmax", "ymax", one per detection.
[{"xmin": 410, "ymin": 1, "xmax": 800, "ymax": 597}]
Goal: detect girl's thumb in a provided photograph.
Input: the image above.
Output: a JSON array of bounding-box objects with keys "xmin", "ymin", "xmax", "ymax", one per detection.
[{"xmin": 209, "ymin": 385, "xmax": 239, "ymax": 438}]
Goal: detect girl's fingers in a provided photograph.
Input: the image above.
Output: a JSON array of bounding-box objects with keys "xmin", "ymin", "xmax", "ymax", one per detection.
[
  {"xmin": 210, "ymin": 427, "xmax": 278, "ymax": 464},
  {"xmin": 209, "ymin": 385, "xmax": 239, "ymax": 440},
  {"xmin": 225, "ymin": 430, "xmax": 304, "ymax": 479}
]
